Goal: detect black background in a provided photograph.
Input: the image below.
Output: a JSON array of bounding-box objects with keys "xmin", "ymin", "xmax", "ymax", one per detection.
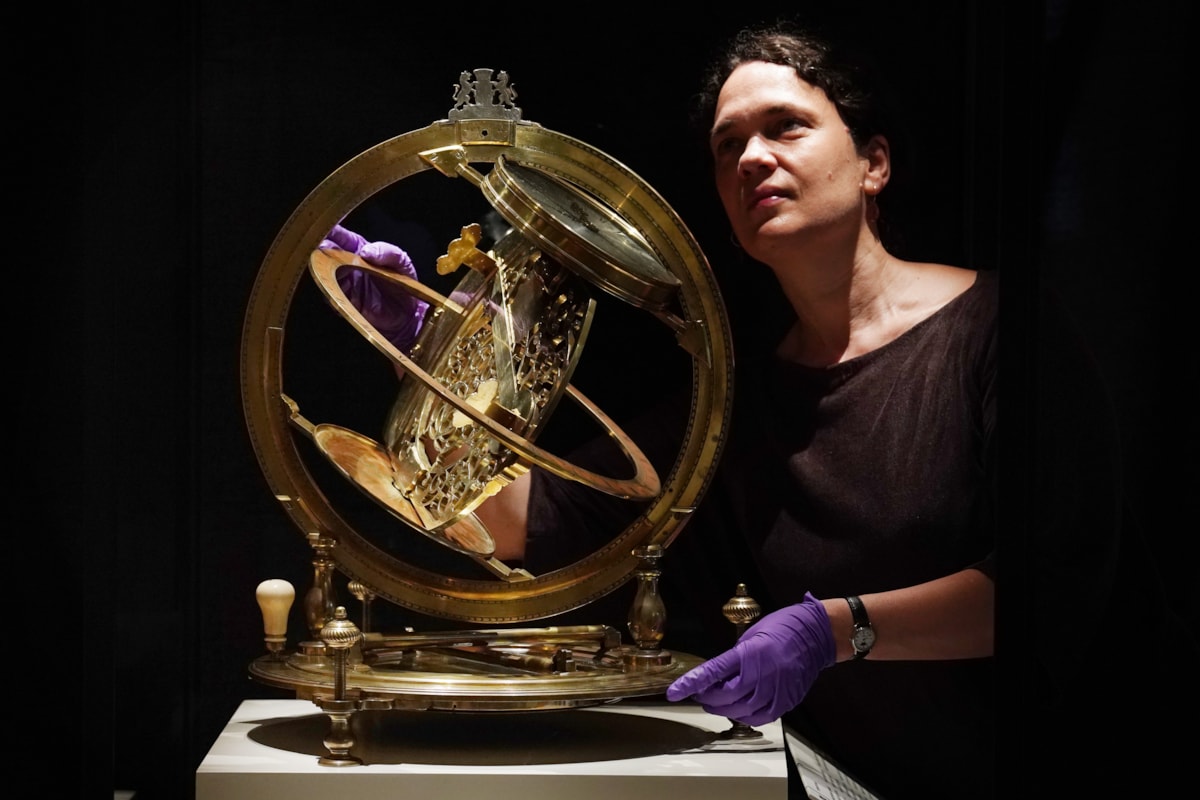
[{"xmin": 20, "ymin": 1, "xmax": 1195, "ymax": 797}]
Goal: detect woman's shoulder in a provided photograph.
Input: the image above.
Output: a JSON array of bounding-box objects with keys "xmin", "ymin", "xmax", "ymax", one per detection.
[
  {"xmin": 894, "ymin": 261, "xmax": 996, "ymax": 331},
  {"xmin": 885, "ymin": 264, "xmax": 997, "ymax": 363},
  {"xmin": 909, "ymin": 261, "xmax": 991, "ymax": 298}
]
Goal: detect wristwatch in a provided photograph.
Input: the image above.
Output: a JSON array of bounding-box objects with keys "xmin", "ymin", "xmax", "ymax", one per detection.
[{"xmin": 845, "ymin": 595, "xmax": 875, "ymax": 660}]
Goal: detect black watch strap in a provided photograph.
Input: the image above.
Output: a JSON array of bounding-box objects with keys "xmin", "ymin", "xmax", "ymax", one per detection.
[{"xmin": 846, "ymin": 595, "xmax": 875, "ymax": 660}]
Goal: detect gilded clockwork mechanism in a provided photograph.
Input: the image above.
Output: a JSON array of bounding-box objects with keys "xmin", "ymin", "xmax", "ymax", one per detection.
[{"xmin": 241, "ymin": 68, "xmax": 734, "ymax": 749}]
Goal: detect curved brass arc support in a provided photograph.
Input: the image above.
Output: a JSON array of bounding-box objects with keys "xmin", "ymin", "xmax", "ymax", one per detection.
[{"xmin": 308, "ymin": 249, "xmax": 661, "ymax": 501}]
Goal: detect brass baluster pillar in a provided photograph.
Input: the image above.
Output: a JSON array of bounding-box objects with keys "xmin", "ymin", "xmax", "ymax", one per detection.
[
  {"xmin": 624, "ymin": 544, "xmax": 672, "ymax": 669},
  {"xmin": 303, "ymin": 533, "xmax": 338, "ymax": 641}
]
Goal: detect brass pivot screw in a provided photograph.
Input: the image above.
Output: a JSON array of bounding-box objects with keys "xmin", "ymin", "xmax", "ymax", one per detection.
[
  {"xmin": 315, "ymin": 606, "xmax": 364, "ymax": 766},
  {"xmin": 718, "ymin": 583, "xmax": 764, "ymax": 741}
]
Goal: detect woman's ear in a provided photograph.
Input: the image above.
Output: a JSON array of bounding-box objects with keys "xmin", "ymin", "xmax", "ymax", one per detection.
[{"xmin": 863, "ymin": 134, "xmax": 891, "ymax": 194}]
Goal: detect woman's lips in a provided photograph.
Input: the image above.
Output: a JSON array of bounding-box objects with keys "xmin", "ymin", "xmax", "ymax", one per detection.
[{"xmin": 745, "ymin": 185, "xmax": 788, "ymax": 211}]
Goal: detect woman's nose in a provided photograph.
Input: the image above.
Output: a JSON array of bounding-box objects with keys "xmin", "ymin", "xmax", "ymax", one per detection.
[{"xmin": 738, "ymin": 136, "xmax": 774, "ymax": 174}]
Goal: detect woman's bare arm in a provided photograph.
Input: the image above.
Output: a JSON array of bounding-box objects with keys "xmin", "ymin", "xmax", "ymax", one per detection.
[{"xmin": 821, "ymin": 568, "xmax": 994, "ymax": 662}]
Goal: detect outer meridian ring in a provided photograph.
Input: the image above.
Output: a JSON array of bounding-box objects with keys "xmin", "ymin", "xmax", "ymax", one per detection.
[{"xmin": 240, "ymin": 119, "xmax": 733, "ymax": 623}]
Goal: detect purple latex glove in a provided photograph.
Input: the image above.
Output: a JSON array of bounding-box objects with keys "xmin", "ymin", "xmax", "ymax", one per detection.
[
  {"xmin": 319, "ymin": 224, "xmax": 428, "ymax": 353},
  {"xmin": 665, "ymin": 592, "xmax": 836, "ymax": 726}
]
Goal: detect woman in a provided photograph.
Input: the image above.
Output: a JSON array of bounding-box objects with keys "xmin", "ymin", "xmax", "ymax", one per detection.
[
  {"xmin": 661, "ymin": 21, "xmax": 998, "ymax": 799},
  {"xmin": 664, "ymin": 19, "xmax": 1196, "ymax": 800}
]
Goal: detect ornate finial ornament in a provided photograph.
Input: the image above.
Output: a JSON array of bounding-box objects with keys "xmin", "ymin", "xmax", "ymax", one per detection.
[
  {"xmin": 319, "ymin": 606, "xmax": 362, "ymax": 651},
  {"xmin": 449, "ymin": 68, "xmax": 522, "ymax": 122}
]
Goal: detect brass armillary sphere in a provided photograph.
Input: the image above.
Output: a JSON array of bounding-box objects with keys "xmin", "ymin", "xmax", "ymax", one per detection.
[{"xmin": 241, "ymin": 68, "xmax": 733, "ymax": 730}]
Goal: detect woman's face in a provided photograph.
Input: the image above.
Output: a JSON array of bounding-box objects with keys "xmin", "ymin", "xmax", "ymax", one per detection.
[{"xmin": 711, "ymin": 61, "xmax": 872, "ymax": 264}]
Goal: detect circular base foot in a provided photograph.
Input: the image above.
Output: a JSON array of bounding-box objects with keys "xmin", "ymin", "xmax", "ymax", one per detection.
[{"xmin": 718, "ymin": 722, "xmax": 764, "ymax": 741}]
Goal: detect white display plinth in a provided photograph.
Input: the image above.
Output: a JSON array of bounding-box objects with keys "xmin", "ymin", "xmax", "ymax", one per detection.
[{"xmin": 197, "ymin": 698, "xmax": 788, "ymax": 800}]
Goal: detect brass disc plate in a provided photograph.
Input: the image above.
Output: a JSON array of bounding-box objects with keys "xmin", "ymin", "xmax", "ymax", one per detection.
[{"xmin": 481, "ymin": 155, "xmax": 681, "ymax": 311}]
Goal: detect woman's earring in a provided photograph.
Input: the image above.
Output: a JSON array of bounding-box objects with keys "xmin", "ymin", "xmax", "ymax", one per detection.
[{"xmin": 866, "ymin": 196, "xmax": 880, "ymax": 224}]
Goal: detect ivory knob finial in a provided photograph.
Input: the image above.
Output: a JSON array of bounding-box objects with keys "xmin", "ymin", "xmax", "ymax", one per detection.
[{"xmin": 256, "ymin": 579, "xmax": 296, "ymax": 653}]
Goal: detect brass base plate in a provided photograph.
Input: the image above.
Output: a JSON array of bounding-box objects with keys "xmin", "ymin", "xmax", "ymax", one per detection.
[{"xmin": 250, "ymin": 645, "xmax": 702, "ymax": 712}]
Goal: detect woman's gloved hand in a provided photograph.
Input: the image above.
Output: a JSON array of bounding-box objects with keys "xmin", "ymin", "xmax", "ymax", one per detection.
[
  {"xmin": 665, "ymin": 592, "xmax": 836, "ymax": 726},
  {"xmin": 320, "ymin": 224, "xmax": 429, "ymax": 353}
]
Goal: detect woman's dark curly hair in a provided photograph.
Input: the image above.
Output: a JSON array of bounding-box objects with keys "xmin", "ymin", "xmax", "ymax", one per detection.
[
  {"xmin": 691, "ymin": 18, "xmax": 895, "ymax": 153},
  {"xmin": 691, "ymin": 18, "xmax": 910, "ymax": 252}
]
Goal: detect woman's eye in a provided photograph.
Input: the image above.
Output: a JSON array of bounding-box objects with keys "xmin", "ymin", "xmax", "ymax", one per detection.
[
  {"xmin": 712, "ymin": 137, "xmax": 741, "ymax": 157},
  {"xmin": 777, "ymin": 118, "xmax": 806, "ymax": 135}
]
